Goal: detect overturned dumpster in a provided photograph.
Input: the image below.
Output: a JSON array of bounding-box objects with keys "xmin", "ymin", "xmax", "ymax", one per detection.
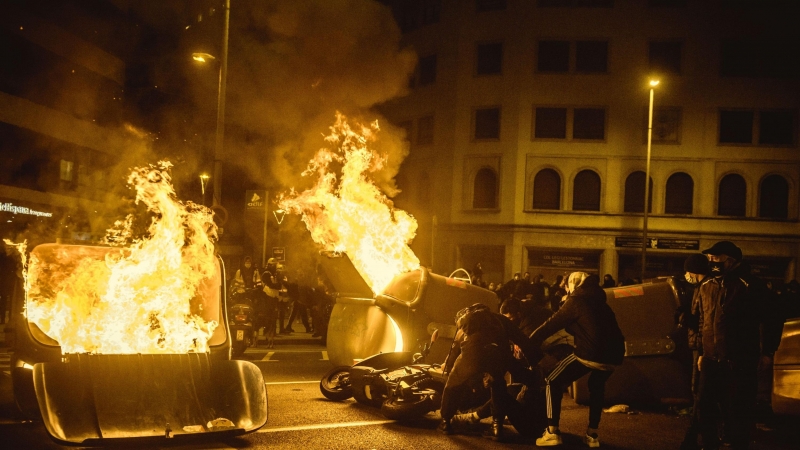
[
  {"xmin": 8, "ymin": 244, "xmax": 268, "ymax": 445},
  {"xmin": 321, "ymin": 252, "xmax": 497, "ymax": 366}
]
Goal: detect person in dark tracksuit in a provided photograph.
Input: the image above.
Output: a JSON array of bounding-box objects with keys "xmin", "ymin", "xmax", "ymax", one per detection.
[{"xmin": 529, "ymin": 272, "xmax": 625, "ymax": 448}]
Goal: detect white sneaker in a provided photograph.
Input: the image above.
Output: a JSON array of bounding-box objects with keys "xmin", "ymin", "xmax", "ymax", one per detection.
[
  {"xmin": 536, "ymin": 428, "xmax": 563, "ymax": 446},
  {"xmin": 585, "ymin": 433, "xmax": 600, "ymax": 448}
]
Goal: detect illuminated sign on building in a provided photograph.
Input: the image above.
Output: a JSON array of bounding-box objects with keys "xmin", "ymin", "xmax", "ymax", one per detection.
[{"xmin": 1, "ymin": 202, "xmax": 53, "ymax": 217}]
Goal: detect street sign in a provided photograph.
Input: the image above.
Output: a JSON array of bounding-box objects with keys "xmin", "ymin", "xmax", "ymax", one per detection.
[
  {"xmin": 245, "ymin": 190, "xmax": 266, "ymax": 212},
  {"xmin": 529, "ymin": 250, "xmax": 600, "ymax": 269},
  {"xmin": 615, "ymin": 236, "xmax": 699, "ymax": 250},
  {"xmin": 272, "ymin": 247, "xmax": 286, "ymax": 262}
]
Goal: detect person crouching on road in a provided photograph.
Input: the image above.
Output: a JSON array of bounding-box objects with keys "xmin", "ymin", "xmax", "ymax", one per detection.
[{"xmin": 529, "ymin": 272, "xmax": 625, "ymax": 448}]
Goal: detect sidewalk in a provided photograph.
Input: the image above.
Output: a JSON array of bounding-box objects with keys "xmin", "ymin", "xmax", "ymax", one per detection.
[{"xmin": 257, "ymin": 329, "xmax": 324, "ymax": 347}]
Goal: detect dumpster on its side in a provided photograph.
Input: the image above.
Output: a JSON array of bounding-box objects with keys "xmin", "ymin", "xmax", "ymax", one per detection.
[{"xmin": 773, "ymin": 316, "xmax": 800, "ymax": 415}]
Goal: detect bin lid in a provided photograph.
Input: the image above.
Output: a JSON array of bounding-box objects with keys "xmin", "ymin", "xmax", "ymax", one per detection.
[{"xmin": 318, "ymin": 252, "xmax": 374, "ymax": 299}]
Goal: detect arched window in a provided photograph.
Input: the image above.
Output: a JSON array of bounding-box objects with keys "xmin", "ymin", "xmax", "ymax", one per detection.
[
  {"xmin": 665, "ymin": 172, "xmax": 694, "ymax": 215},
  {"xmin": 759, "ymin": 174, "xmax": 789, "ymax": 218},
  {"xmin": 533, "ymin": 168, "xmax": 561, "ymax": 209},
  {"xmin": 718, "ymin": 174, "xmax": 747, "ymax": 216},
  {"xmin": 624, "ymin": 171, "xmax": 653, "ymax": 213},
  {"xmin": 473, "ymin": 167, "xmax": 498, "ymax": 209},
  {"xmin": 572, "ymin": 170, "xmax": 601, "ymax": 211}
]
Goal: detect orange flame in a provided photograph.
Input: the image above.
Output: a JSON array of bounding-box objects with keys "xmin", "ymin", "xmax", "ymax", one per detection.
[
  {"xmin": 279, "ymin": 113, "xmax": 419, "ymax": 293},
  {"xmin": 18, "ymin": 161, "xmax": 220, "ymax": 354}
]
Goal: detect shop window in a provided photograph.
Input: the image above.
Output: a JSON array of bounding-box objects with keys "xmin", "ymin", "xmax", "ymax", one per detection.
[
  {"xmin": 719, "ymin": 110, "xmax": 754, "ymax": 144},
  {"xmin": 573, "ymin": 108, "xmax": 606, "ymax": 140},
  {"xmin": 474, "ymin": 107, "xmax": 501, "ymax": 140},
  {"xmin": 649, "ymin": 41, "xmax": 682, "ymax": 74},
  {"xmin": 759, "ymin": 110, "xmax": 795, "ymax": 146},
  {"xmin": 624, "ymin": 171, "xmax": 653, "ymax": 213},
  {"xmin": 718, "ymin": 173, "xmax": 747, "ymax": 217},
  {"xmin": 759, "ymin": 174, "xmax": 789, "ymax": 219},
  {"xmin": 473, "ymin": 168, "xmax": 498, "ymax": 209},
  {"xmin": 476, "ymin": 42, "xmax": 503, "ymax": 75},
  {"xmin": 576, "ymin": 40, "xmax": 608, "ymax": 73},
  {"xmin": 665, "ymin": 172, "xmax": 693, "ymax": 215},
  {"xmin": 476, "ymin": 0, "xmax": 507, "ymax": 11},
  {"xmin": 417, "ymin": 115, "xmax": 434, "ymax": 145},
  {"xmin": 533, "ymin": 169, "xmax": 561, "ymax": 210},
  {"xmin": 537, "ymin": 40, "xmax": 570, "ymax": 72},
  {"xmin": 417, "ymin": 54, "xmax": 437, "ymax": 86},
  {"xmin": 572, "ymin": 170, "xmax": 601, "ymax": 211},
  {"xmin": 534, "ymin": 107, "xmax": 567, "ymax": 139}
]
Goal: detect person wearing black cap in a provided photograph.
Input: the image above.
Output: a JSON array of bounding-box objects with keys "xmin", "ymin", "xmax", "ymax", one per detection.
[{"xmin": 693, "ymin": 241, "xmax": 778, "ymax": 450}]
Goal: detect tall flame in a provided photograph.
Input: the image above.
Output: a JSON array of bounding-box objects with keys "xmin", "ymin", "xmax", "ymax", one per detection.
[
  {"xmin": 279, "ymin": 113, "xmax": 419, "ymax": 293},
  {"xmin": 16, "ymin": 161, "xmax": 220, "ymax": 354}
]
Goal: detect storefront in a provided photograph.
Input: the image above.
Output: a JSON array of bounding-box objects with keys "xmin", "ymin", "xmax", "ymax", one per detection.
[{"xmin": 526, "ymin": 247, "xmax": 602, "ymax": 284}]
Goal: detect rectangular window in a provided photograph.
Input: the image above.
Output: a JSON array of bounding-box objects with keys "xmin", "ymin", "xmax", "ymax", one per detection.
[
  {"xmin": 474, "ymin": 107, "xmax": 501, "ymax": 140},
  {"xmin": 573, "ymin": 108, "xmax": 606, "ymax": 140},
  {"xmin": 644, "ymin": 107, "xmax": 682, "ymax": 143},
  {"xmin": 476, "ymin": 42, "xmax": 503, "ymax": 75},
  {"xmin": 476, "ymin": 0, "xmax": 507, "ymax": 11},
  {"xmin": 720, "ymin": 39, "xmax": 798, "ymax": 78},
  {"xmin": 649, "ymin": 41, "xmax": 682, "ymax": 74},
  {"xmin": 417, "ymin": 115, "xmax": 435, "ymax": 145},
  {"xmin": 719, "ymin": 110, "xmax": 754, "ymax": 144},
  {"xmin": 60, "ymin": 159, "xmax": 74, "ymax": 182},
  {"xmin": 648, "ymin": 0, "xmax": 686, "ymax": 6},
  {"xmin": 534, "ymin": 108, "xmax": 568, "ymax": 139},
  {"xmin": 418, "ymin": 54, "xmax": 437, "ymax": 85},
  {"xmin": 537, "ymin": 40, "xmax": 570, "ymax": 72},
  {"xmin": 759, "ymin": 110, "xmax": 795, "ymax": 146},
  {"xmin": 576, "ymin": 40, "xmax": 608, "ymax": 73}
]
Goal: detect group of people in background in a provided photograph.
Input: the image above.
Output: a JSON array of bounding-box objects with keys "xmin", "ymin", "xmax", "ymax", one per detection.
[{"xmin": 230, "ymin": 256, "xmax": 333, "ymax": 348}]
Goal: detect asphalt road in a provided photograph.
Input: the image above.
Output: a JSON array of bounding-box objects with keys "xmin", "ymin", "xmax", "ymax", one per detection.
[{"xmin": 0, "ymin": 341, "xmax": 797, "ymax": 449}]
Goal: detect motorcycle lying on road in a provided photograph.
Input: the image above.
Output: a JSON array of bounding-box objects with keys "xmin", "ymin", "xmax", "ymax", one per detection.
[{"xmin": 320, "ymin": 330, "xmax": 456, "ymax": 420}]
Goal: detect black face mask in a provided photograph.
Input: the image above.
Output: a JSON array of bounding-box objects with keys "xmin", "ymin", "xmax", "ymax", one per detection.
[{"xmin": 709, "ymin": 261, "xmax": 725, "ymax": 274}]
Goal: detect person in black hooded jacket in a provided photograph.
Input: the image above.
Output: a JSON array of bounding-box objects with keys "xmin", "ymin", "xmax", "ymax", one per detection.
[{"xmin": 528, "ymin": 272, "xmax": 625, "ymax": 448}]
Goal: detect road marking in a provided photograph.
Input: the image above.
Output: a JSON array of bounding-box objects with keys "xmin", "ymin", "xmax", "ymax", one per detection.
[
  {"xmin": 257, "ymin": 420, "xmax": 394, "ymax": 433},
  {"xmin": 261, "ymin": 351, "xmax": 277, "ymax": 362},
  {"xmin": 264, "ymin": 380, "xmax": 317, "ymax": 385},
  {"xmin": 320, "ymin": 351, "xmax": 328, "ymax": 361}
]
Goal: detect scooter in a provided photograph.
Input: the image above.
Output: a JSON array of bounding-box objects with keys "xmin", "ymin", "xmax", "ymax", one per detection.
[{"xmin": 228, "ymin": 288, "xmax": 257, "ymax": 357}]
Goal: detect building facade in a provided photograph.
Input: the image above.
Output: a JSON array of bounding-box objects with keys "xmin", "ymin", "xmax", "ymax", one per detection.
[{"xmin": 380, "ymin": 0, "xmax": 800, "ymax": 286}]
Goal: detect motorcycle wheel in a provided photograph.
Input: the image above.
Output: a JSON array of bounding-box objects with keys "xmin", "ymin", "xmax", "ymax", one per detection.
[
  {"xmin": 380, "ymin": 395, "xmax": 434, "ymax": 420},
  {"xmin": 320, "ymin": 366, "xmax": 353, "ymax": 401}
]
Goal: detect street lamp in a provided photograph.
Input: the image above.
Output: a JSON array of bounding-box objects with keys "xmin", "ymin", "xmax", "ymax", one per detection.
[
  {"xmin": 199, "ymin": 174, "xmax": 210, "ymax": 206},
  {"xmin": 642, "ymin": 78, "xmax": 660, "ymax": 281},
  {"xmin": 191, "ymin": 0, "xmax": 230, "ymax": 208}
]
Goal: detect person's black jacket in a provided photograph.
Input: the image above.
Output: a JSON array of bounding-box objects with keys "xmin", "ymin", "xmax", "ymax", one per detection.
[
  {"xmin": 455, "ymin": 307, "xmax": 539, "ymax": 364},
  {"xmin": 529, "ymin": 275, "xmax": 625, "ymax": 366}
]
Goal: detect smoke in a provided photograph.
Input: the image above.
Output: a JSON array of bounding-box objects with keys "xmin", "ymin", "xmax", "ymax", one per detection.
[{"xmin": 221, "ymin": 0, "xmax": 416, "ymax": 194}]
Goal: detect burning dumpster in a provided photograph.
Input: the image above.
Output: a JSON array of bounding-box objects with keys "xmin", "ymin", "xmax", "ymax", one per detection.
[
  {"xmin": 321, "ymin": 252, "xmax": 497, "ymax": 366},
  {"xmin": 8, "ymin": 243, "xmax": 268, "ymax": 445}
]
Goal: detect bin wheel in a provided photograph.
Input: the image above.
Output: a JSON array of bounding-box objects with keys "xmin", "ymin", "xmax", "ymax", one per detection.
[
  {"xmin": 231, "ymin": 340, "xmax": 247, "ymax": 358},
  {"xmin": 320, "ymin": 366, "xmax": 353, "ymax": 401},
  {"xmin": 380, "ymin": 395, "xmax": 434, "ymax": 420}
]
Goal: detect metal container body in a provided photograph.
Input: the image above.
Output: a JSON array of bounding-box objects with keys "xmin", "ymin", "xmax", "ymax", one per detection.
[
  {"xmin": 572, "ymin": 277, "xmax": 693, "ymax": 405},
  {"xmin": 773, "ymin": 317, "xmax": 800, "ymax": 415},
  {"xmin": 320, "ymin": 253, "xmax": 498, "ymax": 366}
]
